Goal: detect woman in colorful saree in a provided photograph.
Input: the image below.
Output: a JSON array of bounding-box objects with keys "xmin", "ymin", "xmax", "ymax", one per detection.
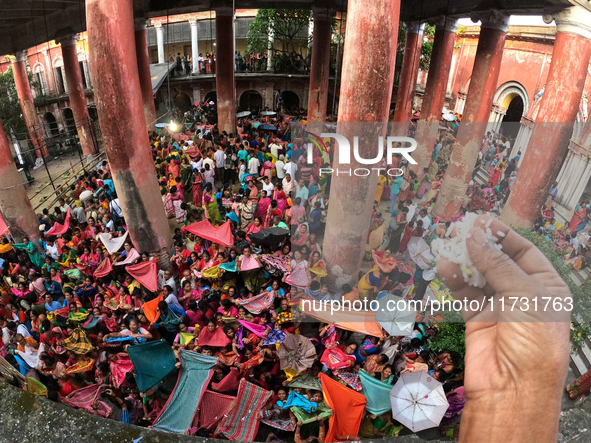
[
  {"xmin": 308, "ymin": 251, "xmax": 327, "ymax": 280},
  {"xmin": 13, "ymin": 237, "xmax": 44, "ymax": 269},
  {"xmin": 570, "ymin": 204, "xmax": 588, "ymax": 234},
  {"xmin": 357, "ymin": 268, "xmax": 385, "ymax": 302},
  {"xmin": 203, "ymin": 182, "xmax": 222, "ymax": 225}
]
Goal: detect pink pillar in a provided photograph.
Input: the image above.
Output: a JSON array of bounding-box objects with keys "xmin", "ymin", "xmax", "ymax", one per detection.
[
  {"xmin": 323, "ymin": 0, "xmax": 401, "ymax": 288},
  {"xmin": 12, "ymin": 52, "xmax": 48, "ymax": 158},
  {"xmin": 215, "ymin": 9, "xmax": 236, "ymax": 135},
  {"xmin": 411, "ymin": 18, "xmax": 458, "ymax": 172},
  {"xmin": 307, "ymin": 7, "xmax": 333, "ymax": 122},
  {"xmin": 0, "ymin": 117, "xmax": 40, "ymax": 244},
  {"xmin": 135, "ymin": 19, "xmax": 157, "ymax": 132},
  {"xmin": 58, "ymin": 35, "xmax": 96, "ymax": 156},
  {"xmin": 86, "ymin": 0, "xmax": 172, "ymax": 261},
  {"xmin": 393, "ymin": 22, "xmax": 423, "ymax": 123},
  {"xmin": 433, "ymin": 12, "xmax": 509, "ymax": 220},
  {"xmin": 501, "ymin": 6, "xmax": 591, "ymax": 228}
]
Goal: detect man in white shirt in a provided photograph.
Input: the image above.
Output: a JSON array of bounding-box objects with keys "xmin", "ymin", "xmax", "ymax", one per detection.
[
  {"xmin": 260, "ymin": 176, "xmax": 275, "ymax": 196},
  {"xmin": 269, "ymin": 141, "xmax": 281, "ymax": 159},
  {"xmin": 283, "ymin": 161, "xmax": 297, "ymax": 179},
  {"xmin": 109, "ymin": 196, "xmax": 124, "ymax": 220},
  {"xmin": 213, "ymin": 145, "xmax": 225, "ymax": 182},
  {"xmin": 73, "ymin": 205, "xmax": 87, "ymax": 224},
  {"xmin": 406, "ymin": 202, "xmax": 418, "ymax": 223},
  {"xmin": 191, "ymin": 157, "xmax": 203, "ymax": 172},
  {"xmin": 58, "ymin": 198, "xmax": 70, "ymax": 214},
  {"xmin": 417, "ymin": 209, "xmax": 431, "ymax": 236},
  {"xmin": 248, "ymin": 156, "xmax": 261, "ymax": 176},
  {"xmin": 275, "ymin": 155, "xmax": 286, "ymax": 180}
]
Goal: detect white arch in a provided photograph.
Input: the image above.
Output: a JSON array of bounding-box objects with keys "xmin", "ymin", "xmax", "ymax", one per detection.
[
  {"xmin": 77, "ymin": 49, "xmax": 88, "ymax": 62},
  {"xmin": 493, "ymin": 81, "xmax": 529, "ymax": 116},
  {"xmin": 52, "ymin": 55, "xmax": 63, "ymax": 68}
]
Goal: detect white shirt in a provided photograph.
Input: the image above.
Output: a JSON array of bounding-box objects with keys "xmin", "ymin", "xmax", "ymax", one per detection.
[
  {"xmin": 158, "ymin": 269, "xmax": 177, "ymax": 293},
  {"xmin": 214, "ymin": 150, "xmax": 225, "ymax": 167},
  {"xmin": 262, "ymin": 181, "xmax": 274, "ymax": 196},
  {"xmin": 248, "ymin": 157, "xmax": 260, "ymax": 174},
  {"xmin": 269, "ymin": 143, "xmax": 281, "ymax": 159},
  {"xmin": 275, "ymin": 160, "xmax": 285, "ymax": 179},
  {"xmin": 165, "ymin": 293, "xmax": 184, "ymax": 312},
  {"xmin": 418, "ymin": 215, "xmax": 431, "ymax": 236},
  {"xmin": 79, "ymin": 190, "xmax": 94, "ymax": 204},
  {"xmin": 45, "ymin": 243, "xmax": 60, "ymax": 260},
  {"xmin": 109, "ymin": 199, "xmax": 123, "ymax": 218},
  {"xmin": 407, "ymin": 204, "xmax": 418, "ymax": 223},
  {"xmin": 283, "ymin": 161, "xmax": 297, "ymax": 179},
  {"xmin": 282, "ymin": 178, "xmax": 293, "ymax": 195},
  {"xmin": 192, "ymin": 158, "xmax": 203, "ymax": 171},
  {"xmin": 73, "ymin": 206, "xmax": 87, "ymax": 223}
]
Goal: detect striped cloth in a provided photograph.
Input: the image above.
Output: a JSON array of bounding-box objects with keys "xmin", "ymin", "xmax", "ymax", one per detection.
[
  {"xmin": 60, "ymin": 383, "xmax": 112, "ymax": 417},
  {"xmin": 152, "ymin": 351, "xmax": 218, "ymax": 434},
  {"xmin": 196, "ymin": 390, "xmax": 236, "ymax": 430},
  {"xmin": 238, "ymin": 290, "xmax": 276, "ymax": 315},
  {"xmin": 358, "ymin": 369, "xmax": 393, "ymax": 415},
  {"xmin": 216, "ymin": 379, "xmax": 272, "ymax": 441},
  {"xmin": 65, "ymin": 360, "xmax": 94, "ymax": 374}
]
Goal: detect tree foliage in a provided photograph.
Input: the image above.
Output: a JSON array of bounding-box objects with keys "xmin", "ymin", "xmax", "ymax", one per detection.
[
  {"xmin": 0, "ymin": 66, "xmax": 28, "ymax": 138},
  {"xmin": 247, "ymin": 9, "xmax": 311, "ymax": 72},
  {"xmin": 419, "ymin": 24, "xmax": 436, "ymax": 72},
  {"xmin": 428, "ymin": 320, "xmax": 466, "ymax": 368}
]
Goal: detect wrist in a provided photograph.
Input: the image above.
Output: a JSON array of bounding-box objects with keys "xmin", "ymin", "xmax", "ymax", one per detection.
[{"xmin": 460, "ymin": 385, "xmax": 562, "ymax": 443}]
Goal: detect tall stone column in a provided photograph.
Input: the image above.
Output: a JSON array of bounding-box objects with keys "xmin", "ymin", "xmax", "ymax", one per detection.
[
  {"xmin": 58, "ymin": 35, "xmax": 96, "ymax": 156},
  {"xmin": 267, "ymin": 26, "xmax": 274, "ymax": 72},
  {"xmin": 307, "ymin": 7, "xmax": 333, "ymax": 122},
  {"xmin": 501, "ymin": 5, "xmax": 591, "ymax": 227},
  {"xmin": 190, "ymin": 19, "xmax": 199, "ymax": 74},
  {"xmin": 433, "ymin": 11, "xmax": 509, "ymax": 220},
  {"xmin": 12, "ymin": 52, "xmax": 48, "ymax": 158},
  {"xmin": 0, "ymin": 117, "xmax": 40, "ymax": 245},
  {"xmin": 215, "ymin": 7, "xmax": 236, "ymax": 135},
  {"xmin": 411, "ymin": 17, "xmax": 458, "ymax": 172},
  {"xmin": 135, "ymin": 19, "xmax": 157, "ymax": 132},
  {"xmin": 323, "ymin": 0, "xmax": 401, "ymax": 289},
  {"xmin": 155, "ymin": 22, "xmax": 165, "ymax": 64},
  {"xmin": 393, "ymin": 22, "xmax": 423, "ymax": 123},
  {"xmin": 86, "ymin": 0, "xmax": 173, "ymax": 264}
]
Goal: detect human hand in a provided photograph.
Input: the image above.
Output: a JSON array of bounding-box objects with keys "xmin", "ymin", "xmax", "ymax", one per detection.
[{"xmin": 437, "ymin": 214, "xmax": 570, "ymax": 443}]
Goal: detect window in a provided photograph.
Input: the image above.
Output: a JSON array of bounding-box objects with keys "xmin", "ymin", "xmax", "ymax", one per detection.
[
  {"xmin": 53, "ymin": 57, "xmax": 67, "ymax": 95},
  {"xmin": 33, "ymin": 63, "xmax": 49, "ymax": 96},
  {"xmin": 78, "ymin": 51, "xmax": 92, "ymax": 89}
]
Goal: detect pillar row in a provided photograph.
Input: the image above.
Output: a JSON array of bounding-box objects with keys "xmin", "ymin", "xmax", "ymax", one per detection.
[
  {"xmin": 12, "ymin": 52, "xmax": 48, "ymax": 158},
  {"xmin": 215, "ymin": 8, "xmax": 236, "ymax": 135},
  {"xmin": 0, "ymin": 118, "xmax": 41, "ymax": 245},
  {"xmin": 87, "ymin": 0, "xmax": 173, "ymax": 265},
  {"xmin": 433, "ymin": 11, "xmax": 509, "ymax": 220},
  {"xmin": 135, "ymin": 19, "xmax": 158, "ymax": 132},
  {"xmin": 393, "ymin": 21, "xmax": 424, "ymax": 124},
  {"xmin": 501, "ymin": 5, "xmax": 591, "ymax": 227},
  {"xmin": 307, "ymin": 7, "xmax": 333, "ymax": 123},
  {"xmin": 411, "ymin": 17, "xmax": 458, "ymax": 172},
  {"xmin": 323, "ymin": 0, "xmax": 401, "ymax": 290},
  {"xmin": 58, "ymin": 35, "xmax": 96, "ymax": 156}
]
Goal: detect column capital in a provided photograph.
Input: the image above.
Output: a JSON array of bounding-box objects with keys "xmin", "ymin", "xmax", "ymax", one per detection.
[
  {"xmin": 14, "ymin": 50, "xmax": 27, "ymax": 63},
  {"xmin": 134, "ymin": 18, "xmax": 149, "ymax": 31},
  {"xmin": 40, "ymin": 48, "xmax": 48, "ymax": 56},
  {"xmin": 471, "ymin": 10, "xmax": 510, "ymax": 33},
  {"xmin": 312, "ymin": 5, "xmax": 335, "ymax": 21},
  {"xmin": 432, "ymin": 16, "xmax": 459, "ymax": 33},
  {"xmin": 407, "ymin": 21, "xmax": 424, "ymax": 34},
  {"xmin": 154, "ymin": 21, "xmax": 163, "ymax": 29},
  {"xmin": 543, "ymin": 5, "xmax": 591, "ymax": 40},
  {"xmin": 189, "ymin": 18, "xmax": 198, "ymax": 27},
  {"xmin": 215, "ymin": 6, "xmax": 234, "ymax": 17},
  {"xmin": 56, "ymin": 34, "xmax": 78, "ymax": 47}
]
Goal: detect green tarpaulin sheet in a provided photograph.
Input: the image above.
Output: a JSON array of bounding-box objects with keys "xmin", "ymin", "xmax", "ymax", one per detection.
[{"xmin": 127, "ymin": 339, "xmax": 177, "ymax": 392}]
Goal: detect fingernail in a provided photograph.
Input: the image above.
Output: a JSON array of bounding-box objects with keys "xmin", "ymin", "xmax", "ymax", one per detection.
[{"xmin": 470, "ymin": 227, "xmax": 488, "ymax": 246}]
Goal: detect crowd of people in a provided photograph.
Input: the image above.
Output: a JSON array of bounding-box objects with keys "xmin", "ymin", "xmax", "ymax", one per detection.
[{"xmin": 0, "ymin": 106, "xmax": 482, "ymax": 441}]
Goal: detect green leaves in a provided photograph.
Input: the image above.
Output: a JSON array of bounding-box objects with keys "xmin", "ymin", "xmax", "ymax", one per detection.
[
  {"xmin": 0, "ymin": 66, "xmax": 28, "ymax": 137},
  {"xmin": 428, "ymin": 320, "xmax": 466, "ymax": 368}
]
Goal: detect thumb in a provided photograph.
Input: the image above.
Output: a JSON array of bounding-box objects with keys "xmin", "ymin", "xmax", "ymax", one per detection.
[{"xmin": 466, "ymin": 226, "xmax": 531, "ymax": 295}]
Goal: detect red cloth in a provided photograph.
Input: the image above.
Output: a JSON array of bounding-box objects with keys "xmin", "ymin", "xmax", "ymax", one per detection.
[
  {"xmin": 93, "ymin": 258, "xmax": 113, "ymax": 278},
  {"xmin": 320, "ymin": 373, "xmax": 366, "ymax": 442},
  {"xmin": 46, "ymin": 208, "xmax": 71, "ymax": 236},
  {"xmin": 126, "ymin": 261, "xmax": 158, "ymax": 293},
  {"xmin": 195, "ymin": 390, "xmax": 236, "ymax": 430},
  {"xmin": 184, "ymin": 146, "xmax": 201, "ymax": 158},
  {"xmin": 182, "ymin": 220, "xmax": 233, "ymax": 246},
  {"xmin": 0, "ymin": 214, "xmax": 8, "ymax": 234},
  {"xmin": 197, "ymin": 327, "xmax": 231, "ymax": 347},
  {"xmin": 321, "ymin": 348, "xmax": 355, "ymax": 370},
  {"xmin": 212, "ymin": 368, "xmax": 242, "ymax": 392}
]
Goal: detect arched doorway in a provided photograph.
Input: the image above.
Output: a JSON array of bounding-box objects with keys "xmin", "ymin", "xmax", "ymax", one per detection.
[
  {"xmin": 203, "ymin": 91, "xmax": 217, "ymax": 104},
  {"xmin": 174, "ymin": 93, "xmax": 192, "ymax": 114},
  {"xmin": 239, "ymin": 90, "xmax": 263, "ymax": 113},
  {"xmin": 280, "ymin": 91, "xmax": 300, "ymax": 113},
  {"xmin": 500, "ymin": 96, "xmax": 524, "ymax": 140},
  {"xmin": 62, "ymin": 108, "xmax": 76, "ymax": 136},
  {"xmin": 43, "ymin": 112, "xmax": 59, "ymax": 137}
]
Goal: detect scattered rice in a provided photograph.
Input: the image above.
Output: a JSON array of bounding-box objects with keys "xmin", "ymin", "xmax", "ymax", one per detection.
[{"xmin": 432, "ymin": 212, "xmax": 501, "ymax": 288}]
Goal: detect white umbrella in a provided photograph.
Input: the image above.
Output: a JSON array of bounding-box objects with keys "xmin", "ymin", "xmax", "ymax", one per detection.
[
  {"xmin": 236, "ymin": 111, "xmax": 251, "ymax": 118},
  {"xmin": 442, "ymin": 113, "xmax": 456, "ymax": 122},
  {"xmin": 374, "ymin": 293, "xmax": 416, "ymax": 336},
  {"xmin": 389, "ymin": 371, "xmax": 449, "ymax": 433},
  {"xmin": 261, "ymin": 111, "xmax": 277, "ymax": 116}
]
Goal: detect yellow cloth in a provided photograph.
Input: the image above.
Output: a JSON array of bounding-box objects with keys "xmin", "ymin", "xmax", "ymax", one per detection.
[{"xmin": 0, "ymin": 244, "xmax": 13, "ymax": 254}]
